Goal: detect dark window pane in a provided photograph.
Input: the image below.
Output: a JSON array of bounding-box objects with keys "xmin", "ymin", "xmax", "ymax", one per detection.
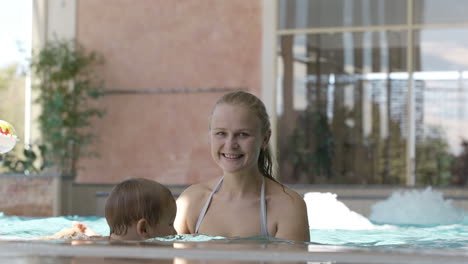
[{"xmin": 277, "ymin": 31, "xmax": 408, "ymax": 184}]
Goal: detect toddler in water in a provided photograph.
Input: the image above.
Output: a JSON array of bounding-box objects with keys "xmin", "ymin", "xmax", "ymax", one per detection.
[{"xmin": 48, "ymin": 178, "xmax": 177, "ymax": 240}]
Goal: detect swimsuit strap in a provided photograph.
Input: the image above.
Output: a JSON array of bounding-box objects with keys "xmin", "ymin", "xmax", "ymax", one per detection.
[
  {"xmin": 195, "ymin": 176, "xmax": 224, "ymax": 234},
  {"xmin": 260, "ymin": 176, "xmax": 269, "ymax": 237},
  {"xmin": 194, "ymin": 176, "xmax": 269, "ymax": 237}
]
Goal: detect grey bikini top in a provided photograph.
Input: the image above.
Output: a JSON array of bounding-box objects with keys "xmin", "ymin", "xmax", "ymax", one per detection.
[{"xmin": 194, "ymin": 176, "xmax": 269, "ymax": 237}]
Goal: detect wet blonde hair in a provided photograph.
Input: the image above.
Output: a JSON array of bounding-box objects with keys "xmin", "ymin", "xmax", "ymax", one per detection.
[
  {"xmin": 211, "ymin": 91, "xmax": 277, "ymax": 181},
  {"xmin": 105, "ymin": 178, "xmax": 174, "ymax": 236}
]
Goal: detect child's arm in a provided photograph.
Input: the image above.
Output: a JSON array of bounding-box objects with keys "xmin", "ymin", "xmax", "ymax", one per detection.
[
  {"xmin": 71, "ymin": 221, "xmax": 101, "ymax": 236},
  {"xmin": 44, "ymin": 226, "xmax": 83, "ymax": 239},
  {"xmin": 33, "ymin": 221, "xmax": 102, "ymax": 240}
]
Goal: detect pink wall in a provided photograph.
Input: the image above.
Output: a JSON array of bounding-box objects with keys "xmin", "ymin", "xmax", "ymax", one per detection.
[
  {"xmin": 76, "ymin": 0, "xmax": 263, "ymax": 184},
  {"xmin": 0, "ymin": 176, "xmax": 54, "ymax": 216}
]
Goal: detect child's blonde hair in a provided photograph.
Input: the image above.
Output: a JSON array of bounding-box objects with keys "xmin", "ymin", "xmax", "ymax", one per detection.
[{"xmin": 105, "ymin": 178, "xmax": 174, "ymax": 236}]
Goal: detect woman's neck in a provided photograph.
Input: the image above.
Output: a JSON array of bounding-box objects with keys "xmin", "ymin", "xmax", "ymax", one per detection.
[{"xmin": 221, "ymin": 169, "xmax": 264, "ymax": 198}]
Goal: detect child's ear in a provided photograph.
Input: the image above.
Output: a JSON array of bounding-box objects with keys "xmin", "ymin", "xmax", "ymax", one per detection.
[{"xmin": 136, "ymin": 219, "xmax": 149, "ymax": 238}]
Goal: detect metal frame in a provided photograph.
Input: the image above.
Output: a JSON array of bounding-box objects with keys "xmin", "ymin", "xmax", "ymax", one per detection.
[{"xmin": 262, "ymin": 0, "xmax": 279, "ymax": 178}]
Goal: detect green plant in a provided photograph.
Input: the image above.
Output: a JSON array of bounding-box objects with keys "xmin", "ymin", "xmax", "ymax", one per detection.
[
  {"xmin": 451, "ymin": 140, "xmax": 468, "ymax": 185},
  {"xmin": 416, "ymin": 127, "xmax": 453, "ymax": 186},
  {"xmin": 30, "ymin": 39, "xmax": 105, "ymax": 177},
  {"xmin": 288, "ymin": 111, "xmax": 334, "ymax": 183},
  {"xmin": 0, "ymin": 144, "xmax": 48, "ymax": 174}
]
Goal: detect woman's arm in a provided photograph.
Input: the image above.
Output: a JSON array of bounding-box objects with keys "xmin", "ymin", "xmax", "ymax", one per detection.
[
  {"xmin": 174, "ymin": 189, "xmax": 193, "ymax": 235},
  {"xmin": 174, "ymin": 184, "xmax": 209, "ymax": 235},
  {"xmin": 274, "ymin": 191, "xmax": 310, "ymax": 242}
]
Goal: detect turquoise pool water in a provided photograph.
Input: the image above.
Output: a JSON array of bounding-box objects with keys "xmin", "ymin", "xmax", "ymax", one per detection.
[
  {"xmin": 311, "ymin": 223, "xmax": 468, "ymax": 248},
  {"xmin": 0, "ymin": 212, "xmax": 467, "ymax": 249},
  {"xmin": 1, "ymin": 188, "xmax": 467, "ymax": 250}
]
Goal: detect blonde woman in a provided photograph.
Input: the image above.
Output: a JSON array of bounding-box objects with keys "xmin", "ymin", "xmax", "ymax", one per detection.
[{"xmin": 175, "ymin": 91, "xmax": 309, "ymax": 242}]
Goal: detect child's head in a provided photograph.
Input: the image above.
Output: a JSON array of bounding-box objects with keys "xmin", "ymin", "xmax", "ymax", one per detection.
[{"xmin": 105, "ymin": 178, "xmax": 176, "ymax": 240}]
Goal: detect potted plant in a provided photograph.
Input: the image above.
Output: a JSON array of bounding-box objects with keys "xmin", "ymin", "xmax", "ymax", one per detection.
[{"xmin": 30, "ymin": 39, "xmax": 105, "ymax": 178}]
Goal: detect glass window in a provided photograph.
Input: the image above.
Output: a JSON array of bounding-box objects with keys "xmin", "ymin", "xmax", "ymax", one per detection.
[
  {"xmin": 276, "ymin": 0, "xmax": 468, "ymax": 186},
  {"xmin": 277, "ymin": 31, "xmax": 408, "ymax": 184},
  {"xmin": 0, "ymin": 0, "xmax": 31, "ymax": 173},
  {"xmin": 0, "ymin": 66, "xmax": 25, "ymax": 140},
  {"xmin": 415, "ymin": 28, "xmax": 468, "ymax": 72},
  {"xmin": 278, "ymin": 0, "xmax": 407, "ymax": 30},
  {"xmin": 414, "ymin": 28, "xmax": 468, "ymax": 185},
  {"xmin": 414, "ymin": 0, "xmax": 468, "ymax": 24}
]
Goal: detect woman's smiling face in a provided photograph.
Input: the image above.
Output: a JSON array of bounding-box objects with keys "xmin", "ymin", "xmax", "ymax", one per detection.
[{"xmin": 210, "ymin": 103, "xmax": 268, "ymax": 175}]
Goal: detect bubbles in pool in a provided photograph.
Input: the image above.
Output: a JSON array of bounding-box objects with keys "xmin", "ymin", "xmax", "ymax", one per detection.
[
  {"xmin": 304, "ymin": 192, "xmax": 375, "ymax": 230},
  {"xmin": 369, "ymin": 187, "xmax": 466, "ymax": 225},
  {"xmin": 305, "ymin": 189, "xmax": 468, "ymax": 248}
]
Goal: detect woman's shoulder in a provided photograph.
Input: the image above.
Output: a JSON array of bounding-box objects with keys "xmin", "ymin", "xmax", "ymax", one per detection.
[
  {"xmin": 266, "ymin": 178, "xmax": 309, "ymax": 231},
  {"xmin": 265, "ymin": 179, "xmax": 310, "ymax": 242},
  {"xmin": 178, "ymin": 177, "xmax": 221, "ymax": 200},
  {"xmin": 266, "ymin": 179, "xmax": 306, "ymax": 205}
]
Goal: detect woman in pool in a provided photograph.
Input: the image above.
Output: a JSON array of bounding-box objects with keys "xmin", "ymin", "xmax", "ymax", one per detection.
[{"xmin": 174, "ymin": 91, "xmax": 310, "ymax": 242}]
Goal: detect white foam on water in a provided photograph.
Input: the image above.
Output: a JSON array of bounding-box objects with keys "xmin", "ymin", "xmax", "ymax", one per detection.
[
  {"xmin": 369, "ymin": 187, "xmax": 466, "ymax": 225},
  {"xmin": 304, "ymin": 192, "xmax": 376, "ymax": 230}
]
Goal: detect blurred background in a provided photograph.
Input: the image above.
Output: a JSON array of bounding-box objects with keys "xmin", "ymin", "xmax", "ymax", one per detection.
[{"xmin": 1, "ymin": 0, "xmax": 468, "ymax": 216}]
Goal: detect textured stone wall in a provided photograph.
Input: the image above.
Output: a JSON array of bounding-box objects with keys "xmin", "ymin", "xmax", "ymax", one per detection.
[
  {"xmin": 0, "ymin": 175, "xmax": 54, "ymax": 216},
  {"xmin": 75, "ymin": 0, "xmax": 263, "ymax": 185}
]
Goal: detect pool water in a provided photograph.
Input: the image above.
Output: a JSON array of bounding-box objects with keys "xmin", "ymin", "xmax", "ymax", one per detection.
[
  {"xmin": 1, "ymin": 188, "xmax": 467, "ymax": 250},
  {"xmin": 311, "ymin": 223, "xmax": 468, "ymax": 248},
  {"xmin": 1, "ymin": 213, "xmax": 467, "ymax": 249}
]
